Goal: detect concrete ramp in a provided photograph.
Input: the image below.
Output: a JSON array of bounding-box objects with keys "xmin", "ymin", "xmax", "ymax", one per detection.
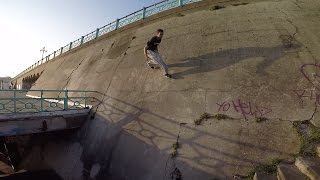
[
  {"xmin": 14, "ymin": 0, "xmax": 320, "ymax": 179},
  {"xmin": 0, "ymin": 109, "xmax": 89, "ymax": 137}
]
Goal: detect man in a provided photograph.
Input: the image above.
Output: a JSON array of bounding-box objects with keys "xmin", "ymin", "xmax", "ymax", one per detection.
[{"xmin": 144, "ymin": 29, "xmax": 172, "ymax": 78}]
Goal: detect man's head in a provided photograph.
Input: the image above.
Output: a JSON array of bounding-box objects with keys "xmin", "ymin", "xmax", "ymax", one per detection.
[{"xmin": 156, "ymin": 29, "xmax": 164, "ymax": 39}]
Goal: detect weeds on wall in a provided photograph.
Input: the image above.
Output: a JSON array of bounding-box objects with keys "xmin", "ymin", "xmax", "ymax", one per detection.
[
  {"xmin": 255, "ymin": 117, "xmax": 268, "ymax": 123},
  {"xmin": 293, "ymin": 121, "xmax": 320, "ymax": 157},
  {"xmin": 232, "ymin": 3, "xmax": 249, "ymax": 6},
  {"xmin": 171, "ymin": 142, "xmax": 180, "ymax": 158},
  {"xmin": 176, "ymin": 13, "xmax": 185, "ymax": 17},
  {"xmin": 210, "ymin": 5, "xmax": 225, "ymax": 11},
  {"xmin": 194, "ymin": 112, "xmax": 232, "ymax": 125},
  {"xmin": 246, "ymin": 159, "xmax": 282, "ymax": 180},
  {"xmin": 170, "ymin": 167, "xmax": 182, "ymax": 180}
]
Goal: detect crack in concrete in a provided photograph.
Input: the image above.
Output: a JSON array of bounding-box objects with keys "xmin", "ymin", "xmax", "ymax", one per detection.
[
  {"xmin": 163, "ymin": 123, "xmax": 185, "ymax": 180},
  {"xmin": 276, "ymin": 6, "xmax": 319, "ymax": 63},
  {"xmin": 275, "ymin": 7, "xmax": 301, "ymax": 46},
  {"xmin": 64, "ymin": 58, "xmax": 86, "ymax": 87},
  {"xmin": 57, "ymin": 58, "xmax": 86, "ymax": 97},
  {"xmin": 293, "ymin": 0, "xmax": 303, "ymax": 10},
  {"xmin": 305, "ymin": 46, "xmax": 317, "ymax": 63},
  {"xmin": 285, "ymin": 18, "xmax": 298, "ymax": 39},
  {"xmin": 304, "ymin": 103, "xmax": 318, "ymax": 122},
  {"xmin": 92, "ymin": 57, "xmax": 124, "ymax": 115}
]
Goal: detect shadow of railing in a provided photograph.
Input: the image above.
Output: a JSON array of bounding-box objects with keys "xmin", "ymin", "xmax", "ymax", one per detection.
[{"xmin": 79, "ymin": 92, "xmax": 296, "ymax": 178}]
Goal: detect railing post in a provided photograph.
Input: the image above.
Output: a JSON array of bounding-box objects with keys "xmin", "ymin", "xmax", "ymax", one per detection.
[
  {"xmin": 95, "ymin": 28, "xmax": 100, "ymax": 38},
  {"xmin": 179, "ymin": 0, "xmax": 184, "ymax": 6},
  {"xmin": 69, "ymin": 42, "xmax": 73, "ymax": 50},
  {"xmin": 60, "ymin": 47, "xmax": 63, "ymax": 54},
  {"xmin": 80, "ymin": 36, "xmax": 84, "ymax": 45},
  {"xmin": 54, "ymin": 51, "xmax": 56, "ymax": 58},
  {"xmin": 64, "ymin": 89, "xmax": 68, "ymax": 110},
  {"xmin": 115, "ymin": 19, "xmax": 120, "ymax": 29},
  {"xmin": 84, "ymin": 92, "xmax": 87, "ymax": 108},
  {"xmin": 40, "ymin": 90, "xmax": 43, "ymax": 112},
  {"xmin": 13, "ymin": 90, "xmax": 16, "ymax": 113},
  {"xmin": 142, "ymin": 7, "xmax": 146, "ymax": 19}
]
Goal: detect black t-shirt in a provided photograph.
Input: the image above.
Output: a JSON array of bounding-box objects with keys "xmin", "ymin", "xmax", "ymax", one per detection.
[{"xmin": 146, "ymin": 36, "xmax": 161, "ymax": 51}]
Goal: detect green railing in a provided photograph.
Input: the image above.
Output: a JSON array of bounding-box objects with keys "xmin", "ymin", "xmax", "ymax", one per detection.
[
  {"xmin": 0, "ymin": 89, "xmax": 96, "ymax": 114},
  {"xmin": 13, "ymin": 0, "xmax": 202, "ymax": 80}
]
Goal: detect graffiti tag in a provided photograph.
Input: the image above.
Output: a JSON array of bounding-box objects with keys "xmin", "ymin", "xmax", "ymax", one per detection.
[
  {"xmin": 216, "ymin": 99, "xmax": 272, "ymax": 119},
  {"xmin": 293, "ymin": 89, "xmax": 320, "ymax": 105},
  {"xmin": 301, "ymin": 63, "xmax": 320, "ymax": 89}
]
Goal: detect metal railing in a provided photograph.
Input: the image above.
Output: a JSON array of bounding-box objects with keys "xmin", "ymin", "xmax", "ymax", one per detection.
[
  {"xmin": 13, "ymin": 0, "xmax": 202, "ymax": 80},
  {"xmin": 0, "ymin": 89, "xmax": 96, "ymax": 114}
]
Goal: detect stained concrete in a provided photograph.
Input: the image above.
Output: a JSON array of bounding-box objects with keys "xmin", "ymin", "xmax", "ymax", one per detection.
[{"xmin": 15, "ymin": 0, "xmax": 320, "ymax": 179}]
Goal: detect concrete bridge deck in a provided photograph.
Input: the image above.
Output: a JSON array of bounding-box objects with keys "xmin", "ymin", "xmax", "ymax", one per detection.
[{"xmin": 0, "ymin": 109, "xmax": 89, "ymax": 137}]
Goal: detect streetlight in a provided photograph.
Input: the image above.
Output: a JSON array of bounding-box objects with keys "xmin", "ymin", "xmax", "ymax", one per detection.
[{"xmin": 40, "ymin": 47, "xmax": 47, "ymax": 59}]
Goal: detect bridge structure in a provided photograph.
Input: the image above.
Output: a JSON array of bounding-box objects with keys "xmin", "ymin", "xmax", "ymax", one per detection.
[
  {"xmin": 0, "ymin": 89, "xmax": 95, "ymax": 136},
  {"xmin": 0, "ymin": 89, "xmax": 94, "ymax": 175}
]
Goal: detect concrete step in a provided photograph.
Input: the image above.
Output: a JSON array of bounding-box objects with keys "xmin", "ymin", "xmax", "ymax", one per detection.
[
  {"xmin": 295, "ymin": 156, "xmax": 320, "ymax": 180},
  {"xmin": 254, "ymin": 172, "xmax": 277, "ymax": 180},
  {"xmin": 277, "ymin": 163, "xmax": 309, "ymax": 180}
]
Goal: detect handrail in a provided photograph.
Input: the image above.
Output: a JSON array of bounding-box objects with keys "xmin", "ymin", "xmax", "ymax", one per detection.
[
  {"xmin": 12, "ymin": 0, "xmax": 202, "ymax": 81},
  {"xmin": 0, "ymin": 89, "xmax": 97, "ymax": 113},
  {"xmin": 0, "ymin": 89, "xmax": 97, "ymax": 93}
]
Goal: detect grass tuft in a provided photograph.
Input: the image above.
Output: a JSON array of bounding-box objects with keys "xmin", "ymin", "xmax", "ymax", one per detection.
[
  {"xmin": 246, "ymin": 159, "xmax": 282, "ymax": 179},
  {"xmin": 255, "ymin": 117, "xmax": 268, "ymax": 123},
  {"xmin": 194, "ymin": 112, "xmax": 211, "ymax": 125},
  {"xmin": 212, "ymin": 113, "xmax": 231, "ymax": 120},
  {"xmin": 293, "ymin": 121, "xmax": 320, "ymax": 157},
  {"xmin": 210, "ymin": 5, "xmax": 225, "ymax": 11}
]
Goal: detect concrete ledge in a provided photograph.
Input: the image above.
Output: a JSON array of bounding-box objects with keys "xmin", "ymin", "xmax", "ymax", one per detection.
[
  {"xmin": 0, "ymin": 109, "xmax": 90, "ymax": 137},
  {"xmin": 277, "ymin": 163, "xmax": 307, "ymax": 180},
  {"xmin": 295, "ymin": 157, "xmax": 320, "ymax": 180},
  {"xmin": 0, "ymin": 109, "xmax": 90, "ymax": 121}
]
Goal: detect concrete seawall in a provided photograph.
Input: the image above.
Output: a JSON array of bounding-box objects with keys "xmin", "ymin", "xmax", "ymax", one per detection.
[{"xmin": 17, "ymin": 0, "xmax": 320, "ymax": 179}]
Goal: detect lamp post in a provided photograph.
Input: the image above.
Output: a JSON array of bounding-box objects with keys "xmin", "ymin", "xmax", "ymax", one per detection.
[{"xmin": 40, "ymin": 47, "xmax": 47, "ymax": 59}]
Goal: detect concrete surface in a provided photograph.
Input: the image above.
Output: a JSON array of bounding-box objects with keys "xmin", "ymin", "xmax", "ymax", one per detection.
[{"xmin": 13, "ymin": 0, "xmax": 320, "ymax": 179}]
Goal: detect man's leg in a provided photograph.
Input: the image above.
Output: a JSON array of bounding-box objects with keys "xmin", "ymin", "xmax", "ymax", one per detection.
[{"xmin": 147, "ymin": 50, "xmax": 169, "ymax": 75}]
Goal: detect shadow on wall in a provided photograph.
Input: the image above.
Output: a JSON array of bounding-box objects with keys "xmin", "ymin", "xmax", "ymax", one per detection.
[
  {"xmin": 169, "ymin": 44, "xmax": 301, "ymax": 79},
  {"xmin": 22, "ymin": 72, "xmax": 43, "ymax": 89},
  {"xmin": 76, "ymin": 94, "xmax": 295, "ymax": 179}
]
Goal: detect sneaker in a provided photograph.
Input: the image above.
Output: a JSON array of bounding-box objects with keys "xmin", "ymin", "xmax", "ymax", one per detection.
[{"xmin": 164, "ymin": 74, "xmax": 172, "ymax": 78}]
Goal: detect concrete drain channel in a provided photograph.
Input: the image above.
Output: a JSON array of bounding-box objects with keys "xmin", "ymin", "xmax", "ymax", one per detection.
[{"xmin": 0, "ymin": 130, "xmax": 76, "ymax": 179}]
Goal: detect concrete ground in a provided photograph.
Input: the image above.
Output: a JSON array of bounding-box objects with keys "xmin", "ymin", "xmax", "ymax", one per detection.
[{"xmin": 17, "ymin": 0, "xmax": 320, "ymax": 179}]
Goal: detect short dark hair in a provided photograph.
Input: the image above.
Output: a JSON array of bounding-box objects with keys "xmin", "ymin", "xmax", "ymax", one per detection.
[{"xmin": 157, "ymin": 29, "xmax": 164, "ymax": 33}]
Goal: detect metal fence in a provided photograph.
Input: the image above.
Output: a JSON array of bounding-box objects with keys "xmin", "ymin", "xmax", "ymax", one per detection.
[
  {"xmin": 0, "ymin": 89, "xmax": 96, "ymax": 114},
  {"xmin": 13, "ymin": 0, "xmax": 202, "ymax": 81}
]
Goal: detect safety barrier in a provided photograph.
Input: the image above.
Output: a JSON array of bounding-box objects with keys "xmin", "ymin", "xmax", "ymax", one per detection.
[
  {"xmin": 0, "ymin": 89, "xmax": 96, "ymax": 113},
  {"xmin": 13, "ymin": 0, "xmax": 202, "ymax": 80}
]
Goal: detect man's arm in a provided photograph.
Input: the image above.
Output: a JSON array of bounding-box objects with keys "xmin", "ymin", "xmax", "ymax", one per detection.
[{"xmin": 144, "ymin": 46, "xmax": 148, "ymax": 60}]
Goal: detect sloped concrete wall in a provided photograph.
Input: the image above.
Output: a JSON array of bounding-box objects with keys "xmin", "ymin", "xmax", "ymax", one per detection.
[{"xmin": 20, "ymin": 0, "xmax": 320, "ymax": 179}]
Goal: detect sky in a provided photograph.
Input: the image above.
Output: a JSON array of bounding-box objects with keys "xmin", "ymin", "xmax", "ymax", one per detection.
[{"xmin": 0, "ymin": 0, "xmax": 159, "ymax": 77}]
